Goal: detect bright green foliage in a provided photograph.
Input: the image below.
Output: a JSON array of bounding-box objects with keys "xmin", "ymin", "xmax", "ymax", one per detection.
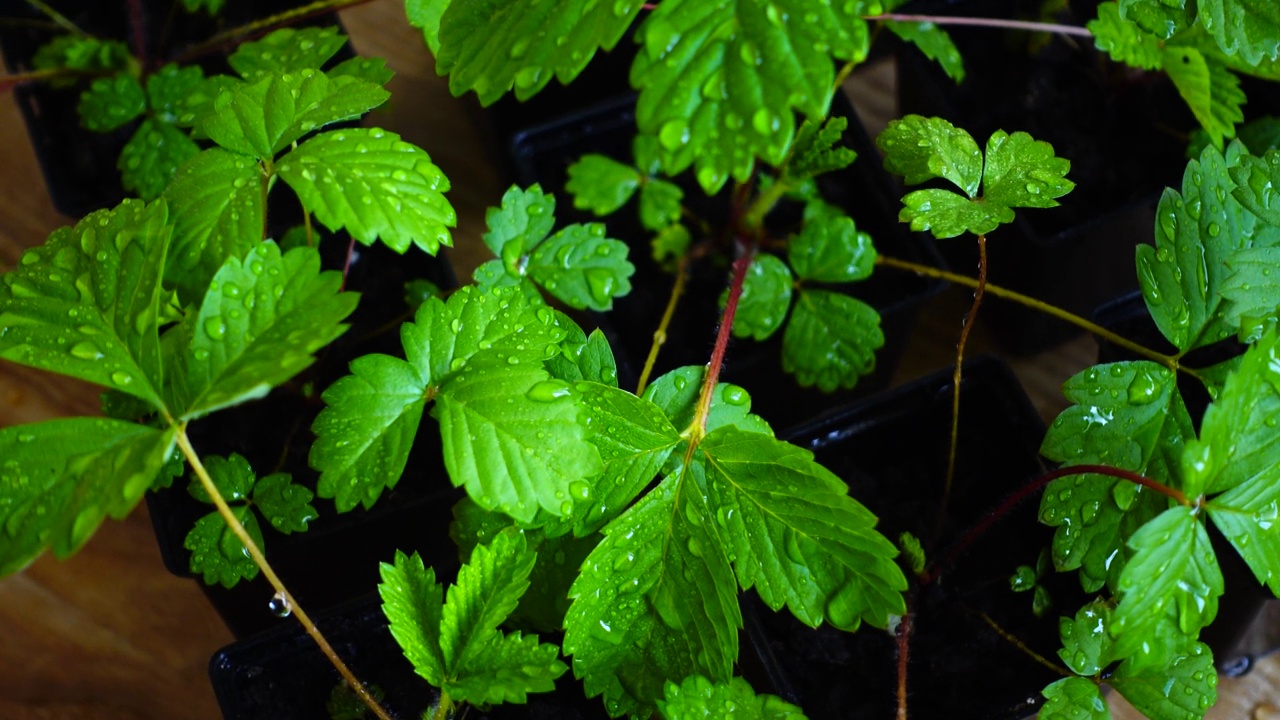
[
  {"xmin": 147, "ymin": 64, "xmax": 207, "ymax": 124},
  {"xmin": 1164, "ymin": 46, "xmax": 1246, "ymax": 149},
  {"xmin": 657, "ymin": 675, "xmax": 808, "ymax": 719},
  {"xmin": 78, "ymin": 74, "xmax": 146, "ymax": 132},
  {"xmin": 899, "ymin": 532, "xmax": 926, "ymax": 575},
  {"xmin": 1190, "ymin": 116, "xmax": 1280, "ymax": 157},
  {"xmin": 185, "ymin": 506, "xmax": 261, "ymax": 587},
  {"xmin": 1118, "ymin": 0, "xmax": 1195, "ymax": 39},
  {"xmin": 878, "ymin": 116, "xmax": 1074, "ymax": 238},
  {"xmin": 630, "ymin": 0, "xmax": 877, "ymax": 193},
  {"xmin": 1058, "ymin": 600, "xmax": 1114, "ymax": 676},
  {"xmin": 1229, "ymin": 148, "xmax": 1280, "ymax": 225},
  {"xmin": 379, "ymin": 531, "xmax": 567, "ymax": 706},
  {"xmin": 1039, "ymin": 677, "xmax": 1109, "ymax": 720},
  {"xmin": 1137, "ymin": 143, "xmax": 1278, "ymax": 352},
  {"xmin": 783, "ymin": 290, "xmax": 883, "ymax": 392},
  {"xmin": 253, "ymin": 473, "xmax": 318, "ymax": 534},
  {"xmin": 643, "ymin": 367, "xmax": 772, "ymax": 438},
  {"xmin": 731, "ymin": 254, "xmax": 794, "ymax": 341},
  {"xmin": 0, "ymin": 419, "xmax": 174, "ymax": 575},
  {"xmin": 119, "ymin": 119, "xmax": 200, "ymax": 201},
  {"xmin": 788, "ymin": 117, "xmax": 858, "ymax": 182},
  {"xmin": 406, "ymin": 0, "xmax": 451, "ymax": 54},
  {"xmin": 546, "ymin": 327, "xmax": 621, "ymax": 387},
  {"xmin": 163, "ymin": 149, "xmax": 264, "ymax": 301},
  {"xmin": 434, "ymin": 0, "xmax": 641, "ymax": 103},
  {"xmin": 788, "ymin": 201, "xmax": 876, "ymax": 282},
  {"xmin": 32, "ymin": 36, "xmax": 132, "ymax": 75},
  {"xmin": 475, "ymin": 185, "xmax": 634, "ymax": 311},
  {"xmin": 227, "ymin": 27, "xmax": 349, "ymax": 79},
  {"xmin": 640, "ymin": 180, "xmax": 684, "ymax": 231},
  {"xmin": 652, "ymin": 224, "xmax": 693, "ymax": 264},
  {"xmin": 566, "ymin": 155, "xmax": 642, "ymax": 216},
  {"xmin": 1039, "ymin": 362, "xmax": 1194, "ymax": 591},
  {"xmin": 329, "ymin": 56, "xmax": 396, "ymax": 86},
  {"xmin": 1091, "ymin": 2, "xmax": 1164, "ymax": 70},
  {"xmin": 0, "ymin": 200, "xmax": 170, "ymax": 408},
  {"xmin": 1111, "ymin": 507, "xmax": 1222, "ymax": 663},
  {"xmin": 1197, "ymin": 0, "xmax": 1280, "ymax": 65},
  {"xmin": 163, "ymin": 242, "xmax": 357, "ymax": 420},
  {"xmin": 884, "ymin": 19, "xmax": 965, "ymax": 83},
  {"xmin": 277, "ymin": 128, "xmax": 457, "ymax": 254},
  {"xmin": 1108, "ymin": 642, "xmax": 1218, "ymax": 718}
]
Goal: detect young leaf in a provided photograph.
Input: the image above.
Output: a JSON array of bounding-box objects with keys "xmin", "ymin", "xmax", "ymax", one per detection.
[
  {"xmin": 787, "ymin": 116, "xmax": 859, "ymax": 182},
  {"xmin": 1039, "ymin": 362, "xmax": 1194, "ymax": 591},
  {"xmin": 1195, "ymin": 0, "xmax": 1280, "ymax": 66},
  {"xmin": 878, "ymin": 115, "xmax": 983, "ymax": 196},
  {"xmin": 639, "ymin": 179, "xmax": 684, "ymax": 231},
  {"xmin": 164, "ymin": 242, "xmax": 358, "ymax": 420},
  {"xmin": 0, "ymin": 199, "xmax": 170, "ymax": 409},
  {"xmin": 547, "ymin": 328, "xmax": 620, "ymax": 388},
  {"xmin": 898, "ymin": 188, "xmax": 1008, "ymax": 238},
  {"xmin": 1109, "ymin": 642, "xmax": 1217, "ymax": 719},
  {"xmin": 0, "ymin": 419, "xmax": 175, "ymax": 575},
  {"xmin": 788, "ymin": 202, "xmax": 876, "ymax": 283},
  {"xmin": 228, "ymin": 27, "xmax": 349, "ymax": 79},
  {"xmin": 1163, "ymin": 46, "xmax": 1245, "ymax": 148},
  {"xmin": 448, "ymin": 630, "xmax": 566, "ymax": 706},
  {"xmin": 1117, "ymin": 0, "xmax": 1195, "ymax": 39},
  {"xmin": 699, "ymin": 427, "xmax": 907, "ymax": 630},
  {"xmin": 1039, "ymin": 677, "xmax": 1110, "ymax": 720},
  {"xmin": 884, "ymin": 19, "xmax": 966, "ymax": 83},
  {"xmin": 163, "ymin": 149, "xmax": 264, "ymax": 302},
  {"xmin": 253, "ymin": 473, "xmax": 317, "ymax": 534},
  {"xmin": 527, "ymin": 224, "xmax": 635, "ymax": 311},
  {"xmin": 435, "ymin": 0, "xmax": 641, "ymax": 103},
  {"xmin": 657, "ymin": 675, "xmax": 808, "ymax": 720},
  {"xmin": 643, "ymin": 367, "xmax": 773, "ymax": 438},
  {"xmin": 119, "ymin": 118, "xmax": 200, "ymax": 201},
  {"xmin": 440, "ymin": 528, "xmax": 536, "ymax": 671},
  {"xmin": 630, "ymin": 0, "xmax": 874, "ymax": 193},
  {"xmin": 982, "ymin": 130, "xmax": 1076, "ymax": 209},
  {"xmin": 1058, "ymin": 600, "xmax": 1115, "ymax": 676},
  {"xmin": 730, "ymin": 254, "xmax": 794, "ymax": 341},
  {"xmin": 189, "ymin": 453, "xmax": 258, "ymax": 504},
  {"xmin": 783, "ymin": 290, "xmax": 883, "ymax": 392},
  {"xmin": 1090, "ymin": 2, "xmax": 1164, "ymax": 71},
  {"xmin": 380, "ymin": 550, "xmax": 447, "ymax": 688},
  {"xmin": 483, "ymin": 185, "xmax": 558, "ymax": 263},
  {"xmin": 566, "ymin": 155, "xmax": 642, "ymax": 216},
  {"xmin": 185, "ymin": 505, "xmax": 262, "ymax": 587},
  {"xmin": 276, "ymin": 128, "xmax": 456, "ymax": 254},
  {"xmin": 78, "ymin": 74, "xmax": 146, "ymax": 132}
]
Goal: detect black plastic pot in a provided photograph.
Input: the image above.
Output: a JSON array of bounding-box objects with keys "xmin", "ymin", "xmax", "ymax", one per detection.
[
  {"xmin": 507, "ymin": 90, "xmax": 947, "ymax": 431},
  {"xmin": 895, "ymin": 0, "xmax": 1194, "ymax": 354}
]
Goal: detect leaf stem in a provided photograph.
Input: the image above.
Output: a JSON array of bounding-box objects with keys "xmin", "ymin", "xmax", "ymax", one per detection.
[
  {"xmin": 895, "ymin": 603, "xmax": 913, "ymax": 720},
  {"xmin": 691, "ymin": 245, "xmax": 756, "ymax": 439},
  {"xmin": 173, "ymin": 427, "xmax": 394, "ymax": 720},
  {"xmin": 23, "ymin": 0, "xmax": 87, "ymax": 36},
  {"xmin": 176, "ymin": 0, "xmax": 376, "ymax": 62},
  {"xmin": 430, "ymin": 693, "xmax": 455, "ymax": 720},
  {"xmin": 976, "ymin": 611, "xmax": 1072, "ymax": 678},
  {"xmin": 0, "ymin": 67, "xmax": 100, "ymax": 92},
  {"xmin": 865, "ymin": 13, "xmax": 1094, "ymax": 38},
  {"xmin": 637, "ymin": 252, "xmax": 691, "ymax": 396},
  {"xmin": 939, "ymin": 234, "xmax": 986, "ymax": 538}
]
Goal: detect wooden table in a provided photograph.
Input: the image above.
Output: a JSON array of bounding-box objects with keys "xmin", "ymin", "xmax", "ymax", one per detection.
[{"xmin": 0, "ymin": 1, "xmax": 1275, "ymax": 718}]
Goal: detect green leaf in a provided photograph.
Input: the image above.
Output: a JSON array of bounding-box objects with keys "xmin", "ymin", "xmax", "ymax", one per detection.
[
  {"xmin": 788, "ymin": 202, "xmax": 876, "ymax": 282},
  {"xmin": 146, "ymin": 64, "xmax": 207, "ymax": 124},
  {"xmin": 185, "ymin": 505, "xmax": 263, "ymax": 587},
  {"xmin": 1058, "ymin": 600, "xmax": 1115, "ymax": 676},
  {"xmin": 630, "ymin": 0, "xmax": 874, "ymax": 193},
  {"xmin": 1039, "ymin": 362, "xmax": 1194, "ymax": 591},
  {"xmin": 0, "ymin": 419, "xmax": 175, "ymax": 575},
  {"xmin": 1196, "ymin": 0, "xmax": 1280, "ymax": 66},
  {"xmin": 1118, "ymin": 0, "xmax": 1195, "ymax": 39},
  {"xmin": 189, "ymin": 453, "xmax": 257, "ymax": 504},
  {"xmin": 1228, "ymin": 148, "xmax": 1280, "ymax": 225},
  {"xmin": 253, "ymin": 473, "xmax": 316, "ymax": 534},
  {"xmin": 1164, "ymin": 46, "xmax": 1246, "ymax": 148},
  {"xmin": 119, "ymin": 118, "xmax": 200, "ymax": 201},
  {"xmin": 310, "ymin": 354, "xmax": 429, "ymax": 512},
  {"xmin": 566, "ymin": 155, "xmax": 642, "ymax": 216},
  {"xmin": 0, "ymin": 199, "xmax": 169, "ymax": 408},
  {"xmin": 440, "ymin": 528, "xmax": 536, "ymax": 672},
  {"xmin": 652, "ymin": 223, "xmax": 693, "ymax": 264},
  {"xmin": 276, "ymin": 128, "xmax": 456, "ymax": 254},
  {"xmin": 32, "ymin": 36, "xmax": 132, "ymax": 74},
  {"xmin": 658, "ymin": 675, "xmax": 808, "ymax": 719},
  {"xmin": 162, "ymin": 148, "xmax": 264, "ymax": 302},
  {"xmin": 483, "ymin": 185, "xmax": 558, "ymax": 264},
  {"xmin": 1111, "ymin": 507, "xmax": 1222, "ymax": 662},
  {"xmin": 449, "ymin": 629, "xmax": 566, "ymax": 705},
  {"xmin": 406, "ymin": 0, "xmax": 451, "ymax": 54},
  {"xmin": 181, "ymin": 0, "xmax": 225, "ymax": 12},
  {"xmin": 164, "ymin": 242, "xmax": 357, "ymax": 420},
  {"xmin": 78, "ymin": 74, "xmax": 146, "ymax": 132},
  {"xmin": 700, "ymin": 427, "xmax": 907, "ymax": 630},
  {"xmin": 898, "ymin": 188, "xmax": 1007, "ymax": 238},
  {"xmin": 982, "ymin": 130, "xmax": 1075, "ymax": 209},
  {"xmin": 643, "ymin": 367, "xmax": 773, "ymax": 437},
  {"xmin": 730, "ymin": 254, "xmax": 794, "ymax": 341},
  {"xmin": 434, "ymin": 361, "xmax": 602, "ymax": 523},
  {"xmin": 639, "ymin": 180, "xmax": 684, "ymax": 232},
  {"xmin": 1091, "ymin": 2, "xmax": 1164, "ymax": 70},
  {"xmin": 198, "ymin": 70, "xmax": 390, "ymax": 159},
  {"xmin": 787, "ymin": 116, "xmax": 858, "ymax": 181},
  {"xmin": 1039, "ymin": 677, "xmax": 1110, "ymax": 720},
  {"xmin": 877, "ymin": 115, "xmax": 983, "ymax": 196},
  {"xmin": 228, "ymin": 27, "xmax": 349, "ymax": 79},
  {"xmin": 379, "ymin": 550, "xmax": 447, "ymax": 688},
  {"xmin": 564, "ymin": 475, "xmax": 741, "ymax": 718},
  {"xmin": 328, "ymin": 56, "xmax": 396, "ymax": 86},
  {"xmin": 782, "ymin": 289, "xmax": 883, "ymax": 392},
  {"xmin": 547, "ymin": 328, "xmax": 620, "ymax": 388},
  {"xmin": 885, "ymin": 20, "xmax": 966, "ymax": 83},
  {"xmin": 1222, "ymin": 247, "xmax": 1280, "ymax": 343},
  {"xmin": 1110, "ymin": 642, "xmax": 1217, "ymax": 719},
  {"xmin": 527, "ymin": 224, "xmax": 635, "ymax": 311},
  {"xmin": 435, "ymin": 0, "xmax": 642, "ymax": 103}
]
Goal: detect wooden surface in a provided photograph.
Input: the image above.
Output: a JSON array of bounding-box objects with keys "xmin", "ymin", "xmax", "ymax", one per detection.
[{"xmin": 0, "ymin": 1, "xmax": 1275, "ymax": 718}]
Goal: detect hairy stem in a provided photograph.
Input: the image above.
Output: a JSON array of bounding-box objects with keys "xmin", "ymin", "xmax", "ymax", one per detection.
[
  {"xmin": 637, "ymin": 253, "xmax": 691, "ymax": 396},
  {"xmin": 24, "ymin": 0, "xmax": 86, "ymax": 36},
  {"xmin": 977, "ymin": 611, "xmax": 1072, "ymax": 677},
  {"xmin": 866, "ymin": 12, "xmax": 1093, "ymax": 38},
  {"xmin": 691, "ymin": 246, "xmax": 756, "ymax": 438},
  {"xmin": 939, "ymin": 234, "xmax": 987, "ymax": 537},
  {"xmin": 174, "ymin": 428, "xmax": 394, "ymax": 720},
  {"xmin": 895, "ymin": 605, "xmax": 913, "ymax": 720},
  {"xmin": 177, "ymin": 0, "xmax": 376, "ymax": 61},
  {"xmin": 430, "ymin": 693, "xmax": 455, "ymax": 720}
]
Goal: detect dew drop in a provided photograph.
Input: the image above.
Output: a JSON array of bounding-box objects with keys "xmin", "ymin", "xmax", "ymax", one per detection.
[
  {"xmin": 268, "ymin": 591, "xmax": 293, "ymax": 617},
  {"xmin": 69, "ymin": 341, "xmax": 104, "ymax": 360}
]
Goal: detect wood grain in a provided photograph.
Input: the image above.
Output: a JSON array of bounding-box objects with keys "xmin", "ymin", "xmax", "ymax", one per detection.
[{"xmin": 0, "ymin": 1, "xmax": 1275, "ymax": 718}]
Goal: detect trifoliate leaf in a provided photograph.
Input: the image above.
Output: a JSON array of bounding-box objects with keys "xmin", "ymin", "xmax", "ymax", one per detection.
[
  {"xmin": 253, "ymin": 473, "xmax": 317, "ymax": 534},
  {"xmin": 1091, "ymin": 2, "xmax": 1164, "ymax": 70},
  {"xmin": 631, "ymin": 0, "xmax": 875, "ymax": 193},
  {"xmin": 788, "ymin": 201, "xmax": 876, "ymax": 282},
  {"xmin": 565, "ymin": 475, "xmax": 741, "ymax": 718},
  {"xmin": 185, "ymin": 505, "xmax": 262, "ymax": 587},
  {"xmin": 198, "ymin": 70, "xmax": 389, "ymax": 160},
  {"xmin": 277, "ymin": 128, "xmax": 456, "ymax": 254},
  {"xmin": 434, "ymin": 360, "xmax": 602, "ymax": 523},
  {"xmin": 639, "ymin": 179, "xmax": 684, "ymax": 232},
  {"xmin": 328, "ymin": 57, "xmax": 395, "ymax": 86},
  {"xmin": 1137, "ymin": 143, "xmax": 1266, "ymax": 351},
  {"xmin": 982, "ymin": 130, "xmax": 1076, "ymax": 209},
  {"xmin": 146, "ymin": 63, "xmax": 207, "ymax": 124},
  {"xmin": 228, "ymin": 27, "xmax": 349, "ymax": 79},
  {"xmin": 78, "ymin": 74, "xmax": 146, "ymax": 132},
  {"xmin": 0, "ymin": 199, "xmax": 169, "ymax": 408},
  {"xmin": 643, "ymin": 367, "xmax": 773, "ymax": 437},
  {"xmin": 658, "ymin": 675, "xmax": 808, "ymax": 720},
  {"xmin": 787, "ymin": 116, "xmax": 858, "ymax": 181},
  {"xmin": 1229, "ymin": 148, "xmax": 1280, "ymax": 226},
  {"xmin": 566, "ymin": 155, "xmax": 642, "ymax": 217},
  {"xmin": 1109, "ymin": 642, "xmax": 1218, "ymax": 719},
  {"xmin": 878, "ymin": 115, "xmax": 983, "ymax": 196},
  {"xmin": 163, "ymin": 148, "xmax": 264, "ymax": 302},
  {"xmin": 119, "ymin": 118, "xmax": 200, "ymax": 201},
  {"xmin": 1117, "ymin": 0, "xmax": 1195, "ymax": 39},
  {"xmin": 527, "ymin": 224, "xmax": 635, "ymax": 311},
  {"xmin": 1163, "ymin": 46, "xmax": 1246, "ymax": 149},
  {"xmin": 729, "ymin": 254, "xmax": 793, "ymax": 341},
  {"xmin": 885, "ymin": 19, "xmax": 966, "ymax": 83},
  {"xmin": 1039, "ymin": 362, "xmax": 1194, "ymax": 592},
  {"xmin": 164, "ymin": 242, "xmax": 357, "ymax": 419},
  {"xmin": 1111, "ymin": 507, "xmax": 1222, "ymax": 662},
  {"xmin": 189, "ymin": 453, "xmax": 257, "ymax": 504},
  {"xmin": 310, "ymin": 354, "xmax": 428, "ymax": 511},
  {"xmin": 1039, "ymin": 677, "xmax": 1109, "ymax": 720},
  {"xmin": 700, "ymin": 427, "xmax": 907, "ymax": 630},
  {"xmin": 1058, "ymin": 600, "xmax": 1115, "ymax": 676},
  {"xmin": 0, "ymin": 419, "xmax": 175, "ymax": 575},
  {"xmin": 380, "ymin": 550, "xmax": 447, "ymax": 688},
  {"xmin": 436, "ymin": 0, "xmax": 640, "ymax": 103},
  {"xmin": 898, "ymin": 188, "xmax": 1008, "ymax": 238},
  {"xmin": 1196, "ymin": 0, "xmax": 1280, "ymax": 66},
  {"xmin": 782, "ymin": 290, "xmax": 883, "ymax": 392}
]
